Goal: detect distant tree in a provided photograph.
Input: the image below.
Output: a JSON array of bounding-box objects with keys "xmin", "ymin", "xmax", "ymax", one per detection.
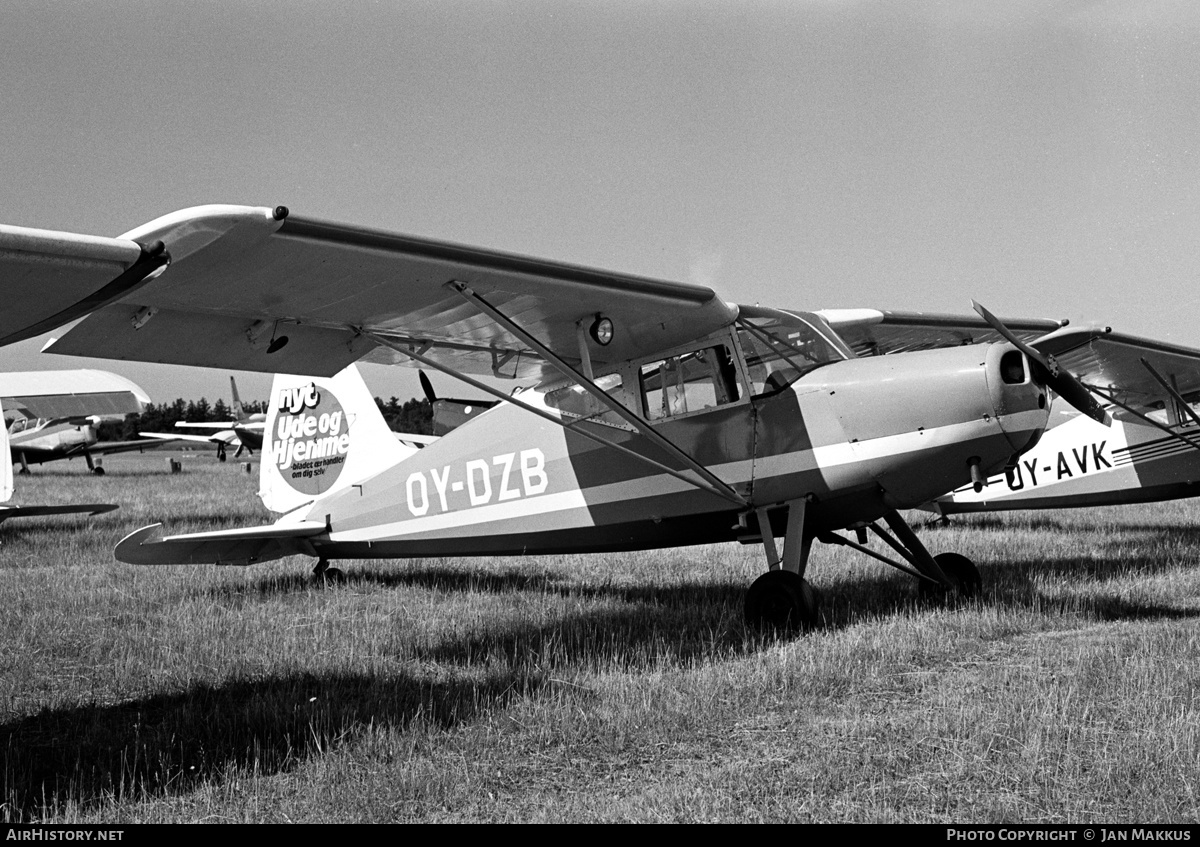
[
  {"xmin": 96, "ymin": 394, "xmax": 429, "ymax": 440},
  {"xmin": 374, "ymin": 396, "xmax": 433, "ymax": 435}
]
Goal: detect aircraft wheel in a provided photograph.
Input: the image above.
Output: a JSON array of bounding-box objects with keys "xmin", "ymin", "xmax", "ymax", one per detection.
[
  {"xmin": 315, "ymin": 567, "xmax": 346, "ymax": 586},
  {"xmin": 744, "ymin": 570, "xmax": 819, "ymax": 633},
  {"xmin": 920, "ymin": 552, "xmax": 981, "ymax": 599}
]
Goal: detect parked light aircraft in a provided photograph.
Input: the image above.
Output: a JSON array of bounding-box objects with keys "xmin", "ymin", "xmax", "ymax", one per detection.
[
  {"xmin": 0, "ymin": 369, "xmax": 157, "ymax": 475},
  {"xmin": 818, "ymin": 313, "xmax": 1200, "ymax": 516},
  {"xmin": 0, "ymin": 406, "xmax": 117, "ymax": 523},
  {"xmin": 0, "ymin": 376, "xmax": 126, "ymax": 520},
  {"xmin": 140, "ymin": 376, "xmax": 266, "ymax": 460},
  {"xmin": 931, "ymin": 400, "xmax": 1200, "ymax": 514},
  {"xmin": 4, "ymin": 204, "xmax": 1200, "ymax": 630}
]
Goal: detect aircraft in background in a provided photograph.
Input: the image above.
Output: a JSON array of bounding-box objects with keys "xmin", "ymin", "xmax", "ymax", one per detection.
[
  {"xmin": 929, "ymin": 399, "xmax": 1200, "ymax": 515},
  {"xmin": 4, "ymin": 204, "xmax": 1198, "ymax": 631},
  {"xmin": 139, "ymin": 375, "xmax": 266, "ymax": 461},
  {"xmin": 0, "ymin": 388, "xmax": 120, "ymax": 523},
  {"xmin": 419, "ymin": 371, "xmax": 497, "ymax": 436},
  {"xmin": 813, "ymin": 310, "xmax": 1200, "ymax": 517},
  {"xmin": 1, "ymin": 369, "xmax": 161, "ymax": 475}
]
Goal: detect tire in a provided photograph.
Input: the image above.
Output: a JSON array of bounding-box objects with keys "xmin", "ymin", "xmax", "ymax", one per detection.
[
  {"xmin": 745, "ymin": 570, "xmax": 819, "ymax": 633},
  {"xmin": 919, "ymin": 552, "xmax": 981, "ymax": 599}
]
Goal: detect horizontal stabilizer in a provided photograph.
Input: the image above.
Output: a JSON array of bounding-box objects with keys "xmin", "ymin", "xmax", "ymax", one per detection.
[
  {"xmin": 0, "ymin": 503, "xmax": 117, "ymax": 523},
  {"xmin": 115, "ymin": 521, "xmax": 328, "ymax": 566}
]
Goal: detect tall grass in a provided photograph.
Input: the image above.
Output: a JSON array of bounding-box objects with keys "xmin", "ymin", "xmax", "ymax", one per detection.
[{"xmin": 1, "ymin": 453, "xmax": 1198, "ymax": 821}]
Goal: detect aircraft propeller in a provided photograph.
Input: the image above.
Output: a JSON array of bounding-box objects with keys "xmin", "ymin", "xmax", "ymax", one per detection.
[
  {"xmin": 419, "ymin": 371, "xmax": 437, "ymax": 404},
  {"xmin": 972, "ymin": 301, "xmax": 1111, "ymax": 426}
]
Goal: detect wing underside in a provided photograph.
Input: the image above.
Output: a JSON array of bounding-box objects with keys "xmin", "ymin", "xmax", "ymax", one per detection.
[{"xmin": 46, "ymin": 205, "xmax": 738, "ymax": 382}]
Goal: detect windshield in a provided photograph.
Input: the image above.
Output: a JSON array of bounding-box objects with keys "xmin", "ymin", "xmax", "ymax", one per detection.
[{"xmin": 737, "ymin": 311, "xmax": 847, "ymax": 396}]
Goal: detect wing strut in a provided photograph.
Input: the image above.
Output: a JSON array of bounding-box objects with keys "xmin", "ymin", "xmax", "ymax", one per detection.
[
  {"xmin": 365, "ymin": 332, "xmax": 748, "ymax": 507},
  {"xmin": 442, "ymin": 282, "xmax": 748, "ymax": 507},
  {"xmin": 1138, "ymin": 358, "xmax": 1200, "ymax": 433},
  {"xmin": 1083, "ymin": 383, "xmax": 1200, "ymax": 451}
]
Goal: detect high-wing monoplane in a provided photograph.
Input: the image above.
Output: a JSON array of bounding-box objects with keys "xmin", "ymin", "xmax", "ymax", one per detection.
[
  {"xmin": 4, "ymin": 204, "xmax": 1197, "ymax": 630},
  {"xmin": 0, "ymin": 369, "xmax": 160, "ymax": 475}
]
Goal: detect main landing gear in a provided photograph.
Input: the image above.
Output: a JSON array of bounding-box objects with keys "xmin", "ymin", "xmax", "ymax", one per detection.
[
  {"xmin": 312, "ymin": 557, "xmax": 345, "ymax": 586},
  {"xmin": 84, "ymin": 449, "xmax": 104, "ymax": 475},
  {"xmin": 743, "ymin": 499, "xmax": 980, "ymax": 634}
]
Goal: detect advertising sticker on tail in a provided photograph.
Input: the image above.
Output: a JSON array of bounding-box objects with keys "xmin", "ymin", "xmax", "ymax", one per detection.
[{"xmin": 260, "ymin": 365, "xmax": 418, "ymax": 514}]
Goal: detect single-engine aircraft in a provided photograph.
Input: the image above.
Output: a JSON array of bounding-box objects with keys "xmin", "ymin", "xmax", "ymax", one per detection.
[
  {"xmin": 0, "ymin": 396, "xmax": 118, "ymax": 523},
  {"xmin": 4, "ymin": 204, "xmax": 1200, "ymax": 630},
  {"xmin": 814, "ymin": 311, "xmax": 1200, "ymax": 516},
  {"xmin": 930, "ymin": 395, "xmax": 1200, "ymax": 515},
  {"xmin": 0, "ymin": 369, "xmax": 159, "ymax": 475},
  {"xmin": 139, "ymin": 375, "xmax": 266, "ymax": 461}
]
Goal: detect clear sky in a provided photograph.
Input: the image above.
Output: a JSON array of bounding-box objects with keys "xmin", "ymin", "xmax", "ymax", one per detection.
[{"xmin": 2, "ymin": 0, "xmax": 1198, "ymax": 408}]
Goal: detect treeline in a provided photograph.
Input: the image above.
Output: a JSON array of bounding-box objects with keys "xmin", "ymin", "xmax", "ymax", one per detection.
[{"xmin": 96, "ymin": 396, "xmax": 433, "ymax": 441}]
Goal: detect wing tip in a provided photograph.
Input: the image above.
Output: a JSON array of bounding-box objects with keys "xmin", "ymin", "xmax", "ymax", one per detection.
[{"xmin": 114, "ymin": 523, "xmax": 166, "ymax": 565}]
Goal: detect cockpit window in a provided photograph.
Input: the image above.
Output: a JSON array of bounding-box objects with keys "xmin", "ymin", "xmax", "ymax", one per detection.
[
  {"xmin": 640, "ymin": 344, "xmax": 742, "ymax": 421},
  {"xmin": 737, "ymin": 312, "xmax": 847, "ymax": 397},
  {"xmin": 543, "ymin": 372, "xmax": 629, "ymax": 428}
]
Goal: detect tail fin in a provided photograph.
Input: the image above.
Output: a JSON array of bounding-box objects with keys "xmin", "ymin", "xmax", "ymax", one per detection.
[
  {"xmin": 259, "ymin": 364, "xmax": 418, "ymax": 513},
  {"xmin": 230, "ymin": 375, "xmax": 246, "ymax": 422},
  {"xmin": 0, "ymin": 401, "xmax": 12, "ymax": 503}
]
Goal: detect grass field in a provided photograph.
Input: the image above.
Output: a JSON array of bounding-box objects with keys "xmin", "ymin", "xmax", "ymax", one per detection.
[{"xmin": 1, "ymin": 451, "xmax": 1198, "ymax": 822}]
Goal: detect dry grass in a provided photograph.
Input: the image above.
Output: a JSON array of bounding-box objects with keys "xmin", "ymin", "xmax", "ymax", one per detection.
[{"xmin": 2, "ymin": 453, "xmax": 1199, "ymax": 822}]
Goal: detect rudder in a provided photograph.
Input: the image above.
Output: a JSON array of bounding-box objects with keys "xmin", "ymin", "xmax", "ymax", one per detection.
[{"xmin": 258, "ymin": 364, "xmax": 418, "ymax": 513}]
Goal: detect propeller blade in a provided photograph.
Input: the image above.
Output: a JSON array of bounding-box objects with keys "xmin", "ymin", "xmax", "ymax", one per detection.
[
  {"xmin": 971, "ymin": 301, "xmax": 1111, "ymax": 426},
  {"xmin": 418, "ymin": 371, "xmax": 437, "ymax": 404}
]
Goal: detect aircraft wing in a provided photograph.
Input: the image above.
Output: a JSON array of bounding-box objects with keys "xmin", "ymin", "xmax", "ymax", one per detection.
[
  {"xmin": 0, "ymin": 503, "xmax": 117, "ymax": 523},
  {"xmin": 816, "ymin": 308, "xmax": 1064, "ymax": 357},
  {"xmin": 39, "ymin": 205, "xmax": 738, "ymax": 382},
  {"xmin": 136, "ymin": 432, "xmax": 228, "ymax": 447},
  {"xmin": 92, "ymin": 438, "xmax": 183, "ymax": 455},
  {"xmin": 0, "ymin": 225, "xmax": 168, "ymax": 347},
  {"xmin": 0, "ymin": 370, "xmax": 150, "ymax": 419},
  {"xmin": 1031, "ymin": 326, "xmax": 1200, "ymax": 416}
]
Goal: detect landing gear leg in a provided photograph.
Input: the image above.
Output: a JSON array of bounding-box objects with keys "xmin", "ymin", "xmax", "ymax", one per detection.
[
  {"xmin": 16, "ymin": 453, "xmax": 30, "ymax": 475},
  {"xmin": 744, "ymin": 498, "xmax": 819, "ymax": 632},
  {"xmin": 825, "ymin": 509, "xmax": 978, "ymax": 599},
  {"xmin": 85, "ymin": 449, "xmax": 104, "ymax": 475},
  {"xmin": 312, "ymin": 557, "xmax": 345, "ymax": 586}
]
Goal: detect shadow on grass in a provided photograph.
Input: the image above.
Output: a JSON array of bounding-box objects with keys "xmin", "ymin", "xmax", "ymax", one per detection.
[
  {"xmin": 9, "ymin": 531, "xmax": 1198, "ymax": 819},
  {"xmin": 0, "ymin": 668, "xmax": 541, "ymax": 822}
]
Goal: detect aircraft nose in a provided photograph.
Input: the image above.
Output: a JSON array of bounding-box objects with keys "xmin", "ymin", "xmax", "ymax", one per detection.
[
  {"xmin": 984, "ymin": 342, "xmax": 1051, "ymax": 453},
  {"xmin": 810, "ymin": 342, "xmax": 1051, "ymax": 508}
]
